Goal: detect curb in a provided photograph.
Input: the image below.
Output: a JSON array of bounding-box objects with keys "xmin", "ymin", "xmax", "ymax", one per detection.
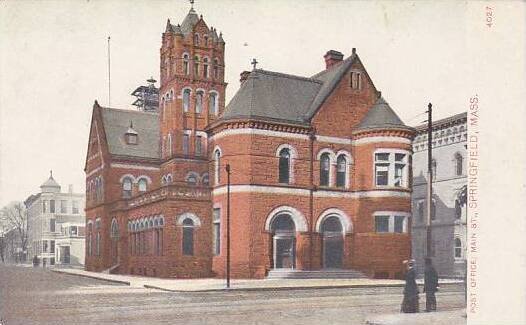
[
  {"xmin": 52, "ymin": 269, "xmax": 131, "ymax": 286},
  {"xmin": 142, "ymin": 282, "xmax": 462, "ymax": 293}
]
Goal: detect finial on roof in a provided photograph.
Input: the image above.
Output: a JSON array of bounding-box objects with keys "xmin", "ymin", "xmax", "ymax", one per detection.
[
  {"xmin": 352, "ymin": 48, "xmax": 356, "ymax": 55},
  {"xmin": 200, "ymin": 14, "xmax": 203, "ymax": 19},
  {"xmin": 130, "ymin": 120, "xmax": 134, "ymax": 129},
  {"xmin": 50, "ymin": 170, "xmax": 53, "ymax": 178},
  {"xmin": 190, "ymin": 0, "xmax": 195, "ymax": 10},
  {"xmin": 251, "ymin": 58, "xmax": 258, "ymax": 70}
]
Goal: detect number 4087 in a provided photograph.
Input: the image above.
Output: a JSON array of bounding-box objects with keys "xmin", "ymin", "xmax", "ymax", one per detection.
[{"xmin": 486, "ymin": 6, "xmax": 493, "ymax": 28}]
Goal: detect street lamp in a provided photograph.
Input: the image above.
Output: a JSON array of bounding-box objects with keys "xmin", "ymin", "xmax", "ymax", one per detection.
[{"xmin": 225, "ymin": 163, "xmax": 231, "ymax": 289}]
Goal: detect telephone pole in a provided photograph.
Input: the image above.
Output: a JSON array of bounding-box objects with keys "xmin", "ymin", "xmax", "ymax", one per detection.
[{"xmin": 426, "ymin": 103, "xmax": 433, "ymax": 258}]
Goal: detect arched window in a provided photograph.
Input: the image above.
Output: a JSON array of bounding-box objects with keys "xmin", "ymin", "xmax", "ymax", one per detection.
[
  {"xmin": 193, "ymin": 56, "xmax": 199, "ymax": 76},
  {"xmin": 214, "ymin": 149, "xmax": 221, "ymax": 185},
  {"xmin": 122, "ymin": 177, "xmax": 133, "ymax": 198},
  {"xmin": 336, "ymin": 155, "xmax": 346, "ymax": 188},
  {"xmin": 271, "ymin": 214, "xmax": 296, "ymax": 233},
  {"xmin": 213, "ymin": 58, "xmax": 219, "ymax": 78},
  {"xmin": 204, "ymin": 35, "xmax": 209, "ymax": 46},
  {"xmin": 183, "ymin": 89, "xmax": 191, "ymax": 112},
  {"xmin": 320, "ymin": 153, "xmax": 330, "ymax": 186},
  {"xmin": 278, "ymin": 148, "xmax": 291, "ymax": 184},
  {"xmin": 166, "ymin": 133, "xmax": 172, "ymax": 157},
  {"xmin": 95, "ymin": 219, "xmax": 101, "ymax": 256},
  {"xmin": 194, "ymin": 33, "xmax": 199, "ymax": 45},
  {"xmin": 201, "ymin": 173, "xmax": 209, "ymax": 186},
  {"xmin": 182, "ymin": 218, "xmax": 194, "ymax": 255},
  {"xmin": 203, "ymin": 58, "xmax": 209, "ymax": 78},
  {"xmin": 455, "ymin": 153, "xmax": 463, "ymax": 176},
  {"xmin": 138, "ymin": 178, "xmax": 147, "ymax": 192},
  {"xmin": 196, "ymin": 90, "xmax": 204, "ymax": 113},
  {"xmin": 166, "ymin": 174, "xmax": 173, "ymax": 184},
  {"xmin": 455, "ymin": 199, "xmax": 462, "ymax": 219},
  {"xmin": 186, "ymin": 173, "xmax": 198, "ymax": 186},
  {"xmin": 183, "ymin": 54, "xmax": 189, "ymax": 75},
  {"xmin": 209, "ymin": 92, "xmax": 218, "ymax": 115},
  {"xmin": 454, "ymin": 237, "xmax": 462, "ymax": 258}
]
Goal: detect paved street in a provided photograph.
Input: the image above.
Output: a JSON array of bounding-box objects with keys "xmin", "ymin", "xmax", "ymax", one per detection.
[{"xmin": 0, "ymin": 264, "xmax": 465, "ymax": 325}]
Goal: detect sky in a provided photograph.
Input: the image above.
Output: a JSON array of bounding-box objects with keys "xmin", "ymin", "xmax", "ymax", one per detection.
[{"xmin": 0, "ymin": 0, "xmax": 471, "ymax": 207}]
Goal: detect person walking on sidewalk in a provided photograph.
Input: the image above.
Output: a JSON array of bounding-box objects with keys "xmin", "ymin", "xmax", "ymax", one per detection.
[
  {"xmin": 424, "ymin": 257, "xmax": 439, "ymax": 312},
  {"xmin": 401, "ymin": 259, "xmax": 419, "ymax": 313}
]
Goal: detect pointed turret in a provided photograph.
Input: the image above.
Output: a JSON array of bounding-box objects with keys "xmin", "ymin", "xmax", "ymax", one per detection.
[
  {"xmin": 40, "ymin": 171, "xmax": 61, "ymax": 193},
  {"xmin": 355, "ymin": 97, "xmax": 412, "ymax": 131}
]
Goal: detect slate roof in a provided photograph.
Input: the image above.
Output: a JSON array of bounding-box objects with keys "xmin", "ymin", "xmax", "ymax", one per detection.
[
  {"xmin": 40, "ymin": 175, "xmax": 60, "ymax": 189},
  {"xmin": 180, "ymin": 8, "xmax": 199, "ymax": 35},
  {"xmin": 222, "ymin": 70, "xmax": 322, "ymax": 125},
  {"xmin": 221, "ymin": 53, "xmax": 410, "ymax": 131},
  {"xmin": 355, "ymin": 97, "xmax": 411, "ymax": 131},
  {"xmin": 99, "ymin": 106, "xmax": 160, "ymax": 159}
]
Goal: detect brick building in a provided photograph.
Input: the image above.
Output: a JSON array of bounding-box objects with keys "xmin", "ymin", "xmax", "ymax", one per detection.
[
  {"xmin": 84, "ymin": 6, "xmax": 415, "ymax": 279},
  {"xmin": 411, "ymin": 112, "xmax": 467, "ymax": 278}
]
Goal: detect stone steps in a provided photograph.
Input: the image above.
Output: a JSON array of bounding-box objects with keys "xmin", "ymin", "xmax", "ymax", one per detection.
[{"xmin": 266, "ymin": 269, "xmax": 368, "ymax": 279}]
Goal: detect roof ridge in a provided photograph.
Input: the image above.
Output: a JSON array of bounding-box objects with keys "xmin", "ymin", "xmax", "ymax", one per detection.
[
  {"xmin": 254, "ymin": 69, "xmax": 323, "ymax": 84},
  {"xmin": 100, "ymin": 106, "xmax": 158, "ymax": 116},
  {"xmin": 414, "ymin": 111, "xmax": 467, "ymax": 129}
]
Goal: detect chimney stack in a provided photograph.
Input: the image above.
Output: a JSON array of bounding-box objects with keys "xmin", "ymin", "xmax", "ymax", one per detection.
[
  {"xmin": 324, "ymin": 50, "xmax": 344, "ymax": 69},
  {"xmin": 240, "ymin": 70, "xmax": 251, "ymax": 84}
]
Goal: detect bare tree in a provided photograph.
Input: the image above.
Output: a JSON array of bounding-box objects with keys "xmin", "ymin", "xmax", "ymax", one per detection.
[
  {"xmin": 0, "ymin": 235, "xmax": 5, "ymax": 263},
  {"xmin": 1, "ymin": 202, "xmax": 29, "ymax": 262}
]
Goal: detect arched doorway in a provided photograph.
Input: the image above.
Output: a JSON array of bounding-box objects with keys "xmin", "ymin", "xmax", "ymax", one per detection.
[
  {"xmin": 322, "ymin": 216, "xmax": 343, "ymax": 269},
  {"xmin": 271, "ymin": 214, "xmax": 296, "ymax": 269}
]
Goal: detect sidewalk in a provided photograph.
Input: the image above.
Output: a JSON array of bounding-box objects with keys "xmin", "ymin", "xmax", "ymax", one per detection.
[
  {"xmin": 365, "ymin": 309, "xmax": 466, "ymax": 325},
  {"xmin": 52, "ymin": 268, "xmax": 463, "ymax": 292}
]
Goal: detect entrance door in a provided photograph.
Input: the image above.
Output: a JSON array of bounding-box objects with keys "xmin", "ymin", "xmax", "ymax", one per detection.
[
  {"xmin": 321, "ymin": 216, "xmax": 344, "ymax": 269},
  {"xmin": 274, "ymin": 237, "xmax": 295, "ymax": 269},
  {"xmin": 270, "ymin": 213, "xmax": 296, "ymax": 269},
  {"xmin": 61, "ymin": 246, "xmax": 70, "ymax": 264},
  {"xmin": 323, "ymin": 235, "xmax": 343, "ymax": 268}
]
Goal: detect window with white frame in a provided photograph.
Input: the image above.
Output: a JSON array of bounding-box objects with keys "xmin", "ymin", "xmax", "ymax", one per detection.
[
  {"xmin": 183, "ymin": 89, "xmax": 191, "ymax": 112},
  {"xmin": 196, "ymin": 90, "xmax": 204, "ymax": 113},
  {"xmin": 454, "ymin": 237, "xmax": 462, "ymax": 258},
  {"xmin": 320, "ymin": 153, "xmax": 330, "ymax": 186},
  {"xmin": 122, "ymin": 177, "xmax": 133, "ymax": 198},
  {"xmin": 72, "ymin": 201, "xmax": 79, "ymax": 214},
  {"xmin": 138, "ymin": 178, "xmax": 147, "ymax": 192},
  {"xmin": 209, "ymin": 92, "xmax": 218, "ymax": 115},
  {"xmin": 374, "ymin": 212, "xmax": 409, "ymax": 233},
  {"xmin": 183, "ymin": 54, "xmax": 189, "ymax": 75},
  {"xmin": 213, "ymin": 208, "xmax": 221, "ymax": 256},
  {"xmin": 374, "ymin": 151, "xmax": 409, "ymax": 187},
  {"xmin": 60, "ymin": 200, "xmax": 67, "ymax": 213},
  {"xmin": 278, "ymin": 148, "xmax": 291, "ymax": 184},
  {"xmin": 336, "ymin": 155, "xmax": 347, "ymax": 188},
  {"xmin": 350, "ymin": 71, "xmax": 362, "ymax": 89}
]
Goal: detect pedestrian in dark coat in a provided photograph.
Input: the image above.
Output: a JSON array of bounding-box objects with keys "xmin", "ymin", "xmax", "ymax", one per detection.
[
  {"xmin": 401, "ymin": 259, "xmax": 419, "ymax": 313},
  {"xmin": 424, "ymin": 257, "xmax": 439, "ymax": 311}
]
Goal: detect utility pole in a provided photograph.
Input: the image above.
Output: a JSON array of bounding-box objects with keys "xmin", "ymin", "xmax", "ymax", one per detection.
[
  {"xmin": 225, "ymin": 164, "xmax": 231, "ymax": 288},
  {"xmin": 426, "ymin": 103, "xmax": 433, "ymax": 259}
]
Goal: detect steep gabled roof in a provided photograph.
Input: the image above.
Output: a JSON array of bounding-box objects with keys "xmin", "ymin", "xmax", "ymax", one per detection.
[
  {"xmin": 355, "ymin": 97, "xmax": 412, "ymax": 131},
  {"xmin": 99, "ymin": 106, "xmax": 160, "ymax": 159},
  {"xmin": 221, "ymin": 69, "xmax": 322, "ymax": 125},
  {"xmin": 220, "ymin": 52, "xmax": 372, "ymax": 126}
]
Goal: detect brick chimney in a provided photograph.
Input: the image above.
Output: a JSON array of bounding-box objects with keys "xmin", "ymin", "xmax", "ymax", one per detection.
[
  {"xmin": 240, "ymin": 70, "xmax": 251, "ymax": 84},
  {"xmin": 324, "ymin": 50, "xmax": 344, "ymax": 69}
]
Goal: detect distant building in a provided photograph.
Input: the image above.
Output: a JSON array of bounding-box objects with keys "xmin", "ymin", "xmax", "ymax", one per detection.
[
  {"xmin": 2, "ymin": 227, "xmax": 23, "ymax": 263},
  {"xmin": 411, "ymin": 112, "xmax": 467, "ymax": 278},
  {"xmin": 25, "ymin": 173, "xmax": 86, "ymax": 266}
]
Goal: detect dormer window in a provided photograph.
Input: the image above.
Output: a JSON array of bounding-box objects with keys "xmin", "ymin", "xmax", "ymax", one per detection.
[{"xmin": 125, "ymin": 121, "xmax": 138, "ymax": 145}]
